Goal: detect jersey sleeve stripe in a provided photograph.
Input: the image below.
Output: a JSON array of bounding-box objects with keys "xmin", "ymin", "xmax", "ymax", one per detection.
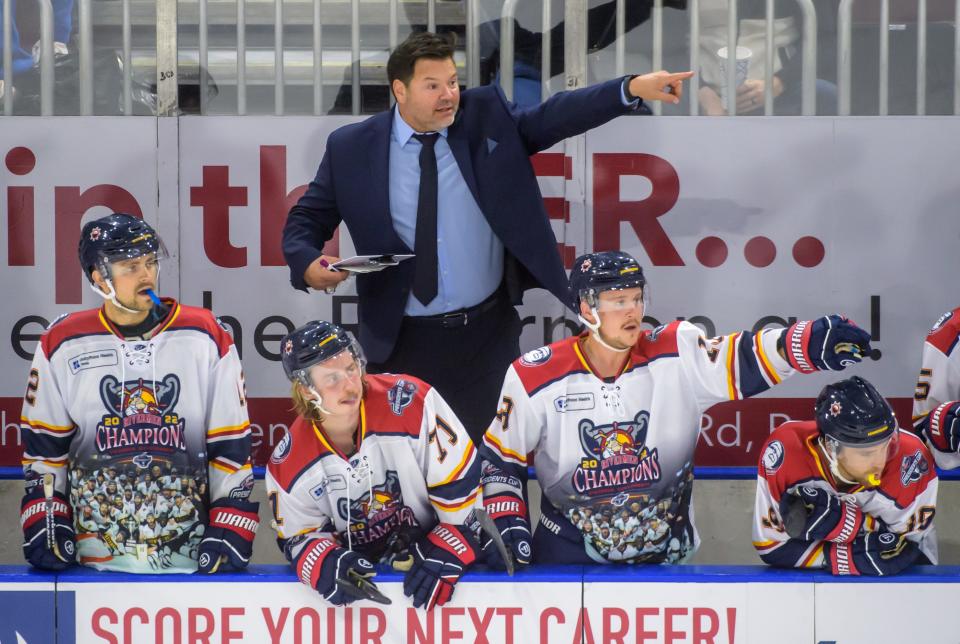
[
  {"xmin": 735, "ymin": 332, "xmax": 776, "ymax": 398},
  {"xmin": 801, "ymin": 543, "xmax": 824, "ymax": 567},
  {"xmin": 21, "ymin": 456, "xmax": 69, "ymax": 467},
  {"xmin": 726, "ymin": 332, "xmax": 740, "ymax": 401},
  {"xmin": 754, "ymin": 330, "xmax": 782, "ymax": 385},
  {"xmin": 20, "ymin": 418, "xmax": 76, "ymax": 434},
  {"xmin": 207, "ymin": 423, "xmax": 252, "ymax": 438},
  {"xmin": 434, "ymin": 441, "xmax": 477, "ymax": 486},
  {"xmin": 483, "ymin": 433, "xmax": 527, "ymax": 465},
  {"xmin": 210, "ymin": 459, "xmax": 249, "ymax": 475},
  {"xmin": 430, "ymin": 487, "xmax": 480, "ymax": 512}
]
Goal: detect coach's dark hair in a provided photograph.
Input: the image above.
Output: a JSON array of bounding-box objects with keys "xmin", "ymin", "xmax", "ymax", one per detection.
[{"xmin": 387, "ymin": 31, "xmax": 456, "ymax": 90}]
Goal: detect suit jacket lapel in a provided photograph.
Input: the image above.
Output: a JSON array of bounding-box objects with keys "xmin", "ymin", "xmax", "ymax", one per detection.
[
  {"xmin": 447, "ymin": 113, "xmax": 483, "ymax": 208},
  {"xmin": 365, "ymin": 111, "xmax": 408, "ymax": 250}
]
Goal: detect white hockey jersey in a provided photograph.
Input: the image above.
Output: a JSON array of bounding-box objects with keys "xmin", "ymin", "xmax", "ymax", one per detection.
[
  {"xmin": 481, "ymin": 321, "xmax": 795, "ymax": 563},
  {"xmin": 753, "ymin": 421, "xmax": 938, "ymax": 568},
  {"xmin": 913, "ymin": 307, "xmax": 960, "ymax": 469},
  {"xmin": 265, "ymin": 373, "xmax": 480, "ymax": 571},
  {"xmin": 20, "ymin": 300, "xmax": 253, "ymax": 573}
]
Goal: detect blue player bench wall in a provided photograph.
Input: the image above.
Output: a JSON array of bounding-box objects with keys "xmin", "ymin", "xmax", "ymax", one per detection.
[{"xmin": 2, "ymin": 564, "xmax": 958, "ymax": 643}]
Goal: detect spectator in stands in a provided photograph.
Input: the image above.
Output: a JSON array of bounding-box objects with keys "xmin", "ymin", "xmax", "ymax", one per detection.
[
  {"xmin": 283, "ymin": 31, "xmax": 692, "ymax": 444},
  {"xmin": 694, "ymin": 0, "xmax": 836, "ymax": 115},
  {"xmin": 0, "ymin": 0, "xmax": 74, "ymax": 100}
]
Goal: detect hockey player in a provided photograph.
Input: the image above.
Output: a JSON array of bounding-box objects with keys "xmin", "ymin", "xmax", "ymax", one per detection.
[
  {"xmin": 912, "ymin": 307, "xmax": 960, "ymax": 470},
  {"xmin": 265, "ymin": 320, "xmax": 482, "ymax": 611},
  {"xmin": 480, "ymin": 250, "xmax": 875, "ymax": 566},
  {"xmin": 754, "ymin": 376, "xmax": 937, "ymax": 575},
  {"xmin": 19, "ymin": 213, "xmax": 258, "ymax": 574}
]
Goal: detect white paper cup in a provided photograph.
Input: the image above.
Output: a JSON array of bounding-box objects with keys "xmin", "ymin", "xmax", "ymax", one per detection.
[{"xmin": 717, "ymin": 46, "xmax": 752, "ymax": 104}]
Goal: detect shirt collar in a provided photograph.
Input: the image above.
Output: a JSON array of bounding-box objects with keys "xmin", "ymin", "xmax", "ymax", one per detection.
[{"xmin": 392, "ymin": 106, "xmax": 449, "ymax": 147}]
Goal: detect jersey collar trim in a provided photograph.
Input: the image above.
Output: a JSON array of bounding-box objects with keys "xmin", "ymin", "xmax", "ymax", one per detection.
[
  {"xmin": 574, "ymin": 335, "xmax": 630, "ymax": 381},
  {"xmin": 311, "ymin": 402, "xmax": 367, "ymax": 461},
  {"xmin": 97, "ymin": 299, "xmax": 180, "ymax": 340}
]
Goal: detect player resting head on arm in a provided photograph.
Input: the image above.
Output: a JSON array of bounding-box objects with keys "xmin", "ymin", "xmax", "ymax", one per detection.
[{"xmin": 753, "ymin": 376, "xmax": 937, "ymax": 576}]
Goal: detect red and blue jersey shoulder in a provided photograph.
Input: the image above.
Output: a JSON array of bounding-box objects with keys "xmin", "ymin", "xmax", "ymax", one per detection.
[
  {"xmin": 267, "ymin": 416, "xmax": 330, "ymax": 493},
  {"xmin": 165, "ymin": 302, "xmax": 235, "ymax": 357},
  {"xmin": 40, "ymin": 308, "xmax": 109, "ymax": 358},
  {"xmin": 632, "ymin": 320, "xmax": 682, "ymax": 366},
  {"xmin": 362, "ymin": 373, "xmax": 428, "ymax": 439},
  {"xmin": 877, "ymin": 431, "xmax": 937, "ymax": 508},
  {"xmin": 758, "ymin": 421, "xmax": 824, "ymax": 503},
  {"xmin": 925, "ymin": 307, "xmax": 960, "ymax": 357},
  {"xmin": 511, "ymin": 336, "xmax": 585, "ymax": 396}
]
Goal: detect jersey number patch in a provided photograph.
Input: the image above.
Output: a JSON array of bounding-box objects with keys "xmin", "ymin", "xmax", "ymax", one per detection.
[
  {"xmin": 429, "ymin": 415, "xmax": 458, "ymax": 463},
  {"xmin": 24, "ymin": 368, "xmax": 39, "ymax": 406}
]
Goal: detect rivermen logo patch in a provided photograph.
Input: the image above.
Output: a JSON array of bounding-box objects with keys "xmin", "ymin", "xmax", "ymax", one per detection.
[
  {"xmin": 95, "ymin": 375, "xmax": 186, "ymax": 455},
  {"xmin": 572, "ymin": 411, "xmax": 660, "ymax": 496}
]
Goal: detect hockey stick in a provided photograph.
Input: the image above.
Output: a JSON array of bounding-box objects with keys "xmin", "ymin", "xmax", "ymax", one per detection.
[
  {"xmin": 42, "ymin": 473, "xmax": 69, "ymax": 563},
  {"xmin": 336, "ymin": 568, "xmax": 392, "ymax": 605},
  {"xmin": 475, "ymin": 508, "xmax": 515, "ymax": 576}
]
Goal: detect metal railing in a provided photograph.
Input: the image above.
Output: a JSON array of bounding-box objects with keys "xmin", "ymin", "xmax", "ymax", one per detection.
[
  {"xmin": 839, "ymin": 0, "xmax": 960, "ymax": 116},
  {"xmin": 3, "ymin": 0, "xmax": 959, "ymax": 117}
]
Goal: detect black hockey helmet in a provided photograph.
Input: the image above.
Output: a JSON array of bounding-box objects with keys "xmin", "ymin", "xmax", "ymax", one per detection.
[
  {"xmin": 280, "ymin": 320, "xmax": 366, "ymax": 386},
  {"xmin": 568, "ymin": 251, "xmax": 646, "ymax": 310},
  {"xmin": 815, "ymin": 376, "xmax": 898, "ymax": 447},
  {"xmin": 78, "ymin": 213, "xmax": 166, "ymax": 282}
]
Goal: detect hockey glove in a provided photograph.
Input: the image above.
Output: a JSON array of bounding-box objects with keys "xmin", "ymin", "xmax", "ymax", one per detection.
[
  {"xmin": 404, "ymin": 523, "xmax": 479, "ymax": 611},
  {"xmin": 21, "ymin": 476, "xmax": 76, "ymax": 570},
  {"xmin": 922, "ymin": 401, "xmax": 960, "ymax": 455},
  {"xmin": 197, "ymin": 498, "xmax": 260, "ymax": 573},
  {"xmin": 786, "ymin": 485, "xmax": 864, "ymax": 544},
  {"xmin": 781, "ymin": 315, "xmax": 873, "ymax": 373},
  {"xmin": 824, "ymin": 530, "xmax": 920, "ymax": 576},
  {"xmin": 295, "ymin": 538, "xmax": 378, "ymax": 606},
  {"xmin": 480, "ymin": 493, "xmax": 532, "ymax": 570}
]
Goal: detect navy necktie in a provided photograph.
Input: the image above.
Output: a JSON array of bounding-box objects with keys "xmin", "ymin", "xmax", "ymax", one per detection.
[{"xmin": 412, "ymin": 133, "xmax": 439, "ymax": 305}]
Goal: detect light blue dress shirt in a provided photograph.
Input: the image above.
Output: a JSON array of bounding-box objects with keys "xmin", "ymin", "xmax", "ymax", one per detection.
[{"xmin": 390, "ymin": 108, "xmax": 504, "ymax": 316}]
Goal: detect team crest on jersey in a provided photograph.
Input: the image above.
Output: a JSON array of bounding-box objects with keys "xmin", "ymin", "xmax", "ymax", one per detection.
[
  {"xmin": 336, "ymin": 471, "xmax": 418, "ymax": 547},
  {"xmin": 900, "ymin": 450, "xmax": 929, "ymax": 486},
  {"xmin": 271, "ymin": 432, "xmax": 293, "ymax": 464},
  {"xmin": 520, "ymin": 346, "xmax": 552, "ymax": 367},
  {"xmin": 387, "ymin": 379, "xmax": 418, "ymax": 416},
  {"xmin": 95, "ymin": 375, "xmax": 186, "ymax": 455},
  {"xmin": 762, "ymin": 440, "xmax": 785, "ymax": 473},
  {"xmin": 572, "ymin": 411, "xmax": 661, "ymax": 496},
  {"xmin": 931, "ymin": 311, "xmax": 953, "ymax": 332}
]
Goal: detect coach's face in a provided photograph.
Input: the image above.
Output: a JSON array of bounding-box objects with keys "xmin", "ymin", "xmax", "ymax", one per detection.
[{"xmin": 394, "ymin": 57, "xmax": 460, "ymax": 133}]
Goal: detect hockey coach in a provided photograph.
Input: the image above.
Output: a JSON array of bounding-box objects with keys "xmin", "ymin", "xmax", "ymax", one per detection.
[{"xmin": 282, "ymin": 31, "xmax": 693, "ymax": 443}]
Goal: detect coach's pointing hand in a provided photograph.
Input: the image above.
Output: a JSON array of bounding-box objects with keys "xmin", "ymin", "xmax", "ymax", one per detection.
[{"xmin": 628, "ymin": 70, "xmax": 694, "ymax": 105}]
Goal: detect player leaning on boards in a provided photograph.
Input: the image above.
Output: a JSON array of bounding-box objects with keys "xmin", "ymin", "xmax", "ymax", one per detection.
[
  {"xmin": 264, "ymin": 321, "xmax": 483, "ymax": 611},
  {"xmin": 754, "ymin": 377, "xmax": 937, "ymax": 575},
  {"xmin": 912, "ymin": 307, "xmax": 960, "ymax": 470},
  {"xmin": 478, "ymin": 250, "xmax": 875, "ymax": 567},
  {"xmin": 20, "ymin": 213, "xmax": 258, "ymax": 574}
]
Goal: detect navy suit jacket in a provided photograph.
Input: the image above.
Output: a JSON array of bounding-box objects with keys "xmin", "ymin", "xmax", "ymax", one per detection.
[{"xmin": 283, "ymin": 77, "xmax": 639, "ymax": 363}]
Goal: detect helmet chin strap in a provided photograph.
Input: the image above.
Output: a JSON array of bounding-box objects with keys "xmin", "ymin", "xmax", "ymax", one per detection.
[
  {"xmin": 90, "ymin": 279, "xmax": 141, "ymax": 315},
  {"xmin": 578, "ymin": 307, "xmax": 630, "ymax": 354},
  {"xmin": 307, "ymin": 386, "xmax": 334, "ymax": 417}
]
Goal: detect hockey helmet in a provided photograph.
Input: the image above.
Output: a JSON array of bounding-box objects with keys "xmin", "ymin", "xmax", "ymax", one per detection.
[
  {"xmin": 815, "ymin": 376, "xmax": 898, "ymax": 447},
  {"xmin": 280, "ymin": 320, "xmax": 366, "ymax": 387},
  {"xmin": 78, "ymin": 213, "xmax": 167, "ymax": 283},
  {"xmin": 568, "ymin": 251, "xmax": 646, "ymax": 311}
]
